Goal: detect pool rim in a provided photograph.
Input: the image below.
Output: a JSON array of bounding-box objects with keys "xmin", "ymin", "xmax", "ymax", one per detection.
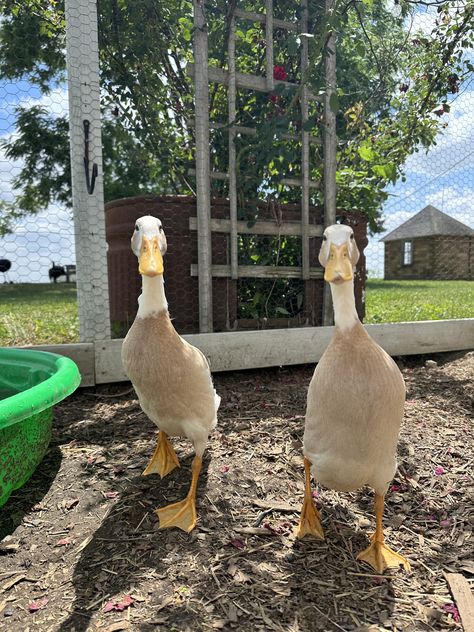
[{"xmin": 0, "ymin": 348, "xmax": 81, "ymax": 430}]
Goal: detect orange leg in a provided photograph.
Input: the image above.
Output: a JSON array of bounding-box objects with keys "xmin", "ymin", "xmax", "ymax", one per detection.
[
  {"xmin": 296, "ymin": 457, "xmax": 324, "ymax": 539},
  {"xmin": 156, "ymin": 455, "xmax": 202, "ymax": 533},
  {"xmin": 357, "ymin": 493, "xmax": 411, "ymax": 573},
  {"xmin": 143, "ymin": 430, "xmax": 180, "ymax": 478}
]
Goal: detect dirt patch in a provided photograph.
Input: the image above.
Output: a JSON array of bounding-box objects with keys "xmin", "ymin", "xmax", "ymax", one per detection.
[{"xmin": 0, "ymin": 351, "xmax": 473, "ymax": 631}]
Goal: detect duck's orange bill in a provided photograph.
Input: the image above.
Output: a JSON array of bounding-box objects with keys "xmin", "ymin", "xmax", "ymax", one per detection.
[
  {"xmin": 324, "ymin": 243, "xmax": 353, "ymax": 283},
  {"xmin": 139, "ymin": 236, "xmax": 164, "ymax": 277}
]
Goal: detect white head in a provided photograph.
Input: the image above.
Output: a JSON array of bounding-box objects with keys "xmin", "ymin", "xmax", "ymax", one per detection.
[
  {"xmin": 318, "ymin": 224, "xmax": 360, "ymax": 284},
  {"xmin": 131, "ymin": 215, "xmax": 167, "ymax": 277}
]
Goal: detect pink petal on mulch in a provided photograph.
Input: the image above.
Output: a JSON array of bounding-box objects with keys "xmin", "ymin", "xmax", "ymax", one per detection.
[
  {"xmin": 56, "ymin": 536, "xmax": 75, "ymax": 546},
  {"xmin": 230, "ymin": 538, "xmax": 246, "ymax": 550},
  {"xmin": 103, "ymin": 595, "xmax": 134, "ymax": 613},
  {"xmin": 443, "ymin": 603, "xmax": 460, "ymax": 623},
  {"xmin": 435, "ymin": 466, "xmax": 446, "ymax": 475},
  {"xmin": 440, "ymin": 519, "xmax": 451, "ymax": 528},
  {"xmin": 29, "ymin": 597, "xmax": 49, "ymax": 613},
  {"xmin": 104, "ymin": 491, "xmax": 119, "ymax": 499}
]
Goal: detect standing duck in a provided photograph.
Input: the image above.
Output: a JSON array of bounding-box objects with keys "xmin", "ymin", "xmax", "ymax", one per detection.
[
  {"xmin": 122, "ymin": 215, "xmax": 220, "ymax": 533},
  {"xmin": 297, "ymin": 223, "xmax": 410, "ymax": 573}
]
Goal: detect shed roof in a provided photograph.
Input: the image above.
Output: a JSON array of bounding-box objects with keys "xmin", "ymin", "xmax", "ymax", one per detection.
[{"xmin": 381, "ymin": 205, "xmax": 474, "ymax": 242}]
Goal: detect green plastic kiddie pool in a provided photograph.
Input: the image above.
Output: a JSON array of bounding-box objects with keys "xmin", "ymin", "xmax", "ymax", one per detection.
[{"xmin": 0, "ymin": 348, "xmax": 81, "ymax": 508}]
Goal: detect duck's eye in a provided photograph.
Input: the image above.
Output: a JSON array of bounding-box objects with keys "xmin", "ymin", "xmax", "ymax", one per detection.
[
  {"xmin": 323, "ymin": 235, "xmax": 327, "ymax": 241},
  {"xmin": 159, "ymin": 225, "xmax": 163, "ymax": 233},
  {"xmin": 350, "ymin": 233, "xmax": 354, "ymax": 240},
  {"xmin": 135, "ymin": 225, "xmax": 139, "ymax": 232}
]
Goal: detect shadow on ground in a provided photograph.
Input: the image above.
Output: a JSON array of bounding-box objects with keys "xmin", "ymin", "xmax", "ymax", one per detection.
[{"xmin": 0, "ymin": 446, "xmax": 62, "ymax": 540}]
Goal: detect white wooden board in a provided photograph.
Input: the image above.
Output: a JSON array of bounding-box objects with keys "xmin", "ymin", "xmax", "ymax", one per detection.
[
  {"xmin": 21, "ymin": 343, "xmax": 95, "ymax": 387},
  {"xmin": 94, "ymin": 319, "xmax": 474, "ymax": 384}
]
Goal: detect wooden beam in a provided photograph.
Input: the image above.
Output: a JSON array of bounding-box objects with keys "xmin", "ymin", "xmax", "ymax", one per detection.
[
  {"xmin": 234, "ymin": 8, "xmax": 298, "ymax": 32},
  {"xmin": 228, "ymin": 10, "xmax": 238, "ymax": 280},
  {"xmin": 93, "ymin": 319, "xmax": 474, "ymax": 384},
  {"xmin": 322, "ymin": 0, "xmax": 338, "ymax": 326},
  {"xmin": 193, "ymin": 0, "xmax": 213, "ymax": 332},
  {"xmin": 282, "ymin": 177, "xmax": 320, "ymax": 189},
  {"xmin": 188, "ymin": 169, "xmax": 320, "ymax": 188},
  {"xmin": 300, "ymin": 0, "xmax": 310, "ymax": 281},
  {"xmin": 445, "ymin": 573, "xmax": 474, "ymax": 632},
  {"xmin": 206, "ymin": 121, "xmax": 322, "ymax": 145},
  {"xmin": 187, "ymin": 64, "xmax": 321, "ymax": 100},
  {"xmin": 190, "ymin": 264, "xmax": 323, "ymax": 279},
  {"xmin": 21, "ymin": 343, "xmax": 95, "ymax": 387},
  {"xmin": 265, "ymin": 1, "xmax": 274, "ymax": 91},
  {"xmin": 189, "ymin": 216, "xmax": 323, "ymax": 237}
]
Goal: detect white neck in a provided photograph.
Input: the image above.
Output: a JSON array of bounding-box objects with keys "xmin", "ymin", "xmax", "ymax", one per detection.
[
  {"xmin": 330, "ymin": 278, "xmax": 359, "ymax": 332},
  {"xmin": 137, "ymin": 274, "xmax": 168, "ymax": 318}
]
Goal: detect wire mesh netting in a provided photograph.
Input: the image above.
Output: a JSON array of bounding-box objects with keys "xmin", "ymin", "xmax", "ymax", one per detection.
[
  {"xmin": 0, "ymin": 68, "xmax": 78, "ymax": 345},
  {"xmin": 0, "ymin": 1, "xmax": 473, "ymax": 348},
  {"xmin": 364, "ymin": 8, "xmax": 474, "ymax": 324}
]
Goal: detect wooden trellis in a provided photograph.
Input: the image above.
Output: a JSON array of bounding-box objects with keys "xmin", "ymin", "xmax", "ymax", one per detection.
[{"xmin": 191, "ymin": 0, "xmax": 337, "ymax": 333}]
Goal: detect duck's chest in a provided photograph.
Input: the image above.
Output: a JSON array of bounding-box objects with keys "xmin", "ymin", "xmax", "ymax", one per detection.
[
  {"xmin": 122, "ymin": 317, "xmax": 192, "ymax": 390},
  {"xmin": 313, "ymin": 330, "xmax": 404, "ymax": 401}
]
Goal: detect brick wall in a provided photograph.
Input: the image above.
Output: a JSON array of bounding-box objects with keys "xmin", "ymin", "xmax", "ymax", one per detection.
[
  {"xmin": 384, "ymin": 236, "xmax": 473, "ymax": 280},
  {"xmin": 105, "ymin": 196, "xmax": 367, "ymax": 336},
  {"xmin": 433, "ymin": 236, "xmax": 473, "ymax": 279}
]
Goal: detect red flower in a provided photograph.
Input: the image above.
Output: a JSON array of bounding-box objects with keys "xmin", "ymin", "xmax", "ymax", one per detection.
[{"xmin": 273, "ymin": 65, "xmax": 287, "ymax": 81}]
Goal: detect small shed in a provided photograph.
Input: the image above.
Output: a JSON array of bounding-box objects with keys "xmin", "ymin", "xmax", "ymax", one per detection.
[{"xmin": 381, "ymin": 205, "xmax": 474, "ymax": 280}]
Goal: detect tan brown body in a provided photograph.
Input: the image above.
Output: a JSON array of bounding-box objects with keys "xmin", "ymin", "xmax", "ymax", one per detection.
[
  {"xmin": 304, "ymin": 321, "xmax": 405, "ymax": 496},
  {"xmin": 122, "ymin": 215, "xmax": 219, "ymax": 533},
  {"xmin": 122, "ymin": 313, "xmax": 219, "ymax": 456},
  {"xmin": 298, "ymin": 223, "xmax": 410, "ymax": 572}
]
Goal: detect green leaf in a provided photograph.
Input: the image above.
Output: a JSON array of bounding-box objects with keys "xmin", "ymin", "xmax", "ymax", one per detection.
[
  {"xmin": 358, "ymin": 143, "xmax": 376, "ymax": 162},
  {"xmin": 286, "ymin": 35, "xmax": 299, "ymax": 57},
  {"xmin": 371, "ymin": 163, "xmax": 397, "ymax": 182}
]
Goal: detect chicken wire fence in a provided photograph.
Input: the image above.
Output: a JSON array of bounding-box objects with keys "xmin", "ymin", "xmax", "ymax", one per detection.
[
  {"xmin": 0, "ymin": 70, "xmax": 75, "ymax": 324},
  {"xmin": 364, "ymin": 8, "xmax": 474, "ymax": 324},
  {"xmin": 0, "ymin": 1, "xmax": 473, "ymax": 349}
]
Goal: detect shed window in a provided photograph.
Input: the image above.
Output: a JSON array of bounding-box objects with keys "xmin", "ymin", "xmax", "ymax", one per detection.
[{"xmin": 402, "ymin": 240, "xmax": 413, "ymax": 266}]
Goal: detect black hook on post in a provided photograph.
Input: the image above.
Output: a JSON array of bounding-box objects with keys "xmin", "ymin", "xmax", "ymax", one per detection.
[{"xmin": 83, "ymin": 119, "xmax": 98, "ymax": 194}]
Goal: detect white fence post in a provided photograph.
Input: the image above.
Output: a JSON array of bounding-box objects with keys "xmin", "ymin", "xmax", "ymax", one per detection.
[{"xmin": 65, "ymin": 0, "xmax": 111, "ymax": 342}]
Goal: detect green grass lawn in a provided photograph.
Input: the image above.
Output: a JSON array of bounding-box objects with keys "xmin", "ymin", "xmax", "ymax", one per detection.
[
  {"xmin": 365, "ymin": 279, "xmax": 474, "ymax": 323},
  {"xmin": 0, "ymin": 280, "xmax": 472, "ymax": 346},
  {"xmin": 0, "ymin": 283, "xmax": 79, "ymax": 346}
]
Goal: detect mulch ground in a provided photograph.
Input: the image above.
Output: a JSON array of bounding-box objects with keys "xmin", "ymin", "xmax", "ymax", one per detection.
[{"xmin": 0, "ymin": 350, "xmax": 473, "ymax": 632}]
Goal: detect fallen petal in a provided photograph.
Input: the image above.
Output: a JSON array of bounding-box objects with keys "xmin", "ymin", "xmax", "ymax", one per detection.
[{"xmin": 29, "ymin": 597, "xmax": 49, "ymax": 613}]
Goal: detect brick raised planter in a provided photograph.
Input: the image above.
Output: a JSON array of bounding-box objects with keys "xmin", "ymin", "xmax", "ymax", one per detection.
[{"xmin": 105, "ymin": 196, "xmax": 367, "ymax": 336}]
